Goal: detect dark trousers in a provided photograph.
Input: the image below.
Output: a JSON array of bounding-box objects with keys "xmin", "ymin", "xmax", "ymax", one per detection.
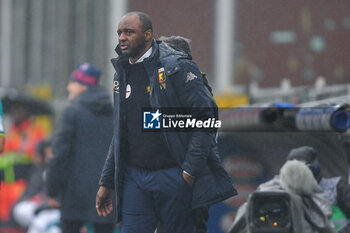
[
  {"xmin": 61, "ymin": 220, "xmax": 114, "ymax": 233},
  {"xmin": 194, "ymin": 207, "xmax": 209, "ymax": 233},
  {"xmin": 157, "ymin": 207, "xmax": 209, "ymax": 233},
  {"xmin": 122, "ymin": 166, "xmax": 195, "ymax": 233}
]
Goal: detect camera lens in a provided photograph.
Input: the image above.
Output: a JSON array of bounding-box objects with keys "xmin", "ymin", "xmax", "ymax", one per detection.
[{"xmin": 252, "ymin": 197, "xmax": 289, "ymax": 228}]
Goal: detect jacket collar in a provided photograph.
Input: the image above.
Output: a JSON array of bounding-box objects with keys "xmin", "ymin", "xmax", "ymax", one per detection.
[
  {"xmin": 129, "ymin": 47, "xmax": 152, "ymax": 64},
  {"xmin": 112, "ymin": 39, "xmax": 160, "ymax": 72},
  {"xmin": 143, "ymin": 40, "xmax": 161, "ymax": 70}
]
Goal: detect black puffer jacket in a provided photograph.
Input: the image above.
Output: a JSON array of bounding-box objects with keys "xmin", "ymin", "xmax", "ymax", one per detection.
[
  {"xmin": 46, "ymin": 86, "xmax": 115, "ymax": 222},
  {"xmin": 99, "ymin": 40, "xmax": 237, "ymax": 223}
]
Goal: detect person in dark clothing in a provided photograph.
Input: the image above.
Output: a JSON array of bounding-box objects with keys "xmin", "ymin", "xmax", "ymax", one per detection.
[
  {"xmin": 46, "ymin": 63, "xmax": 115, "ymax": 233},
  {"xmin": 158, "ymin": 35, "xmax": 192, "ymax": 54},
  {"xmin": 158, "ymin": 35, "xmax": 213, "ymax": 97},
  {"xmin": 287, "ymin": 146, "xmax": 350, "ymax": 233},
  {"xmin": 12, "ymin": 139, "xmax": 52, "ymax": 227},
  {"xmin": 95, "ymin": 12, "xmax": 237, "ymax": 233},
  {"xmin": 157, "ymin": 35, "xmax": 210, "ymax": 233},
  {"xmin": 229, "ymin": 147, "xmax": 339, "ymax": 233}
]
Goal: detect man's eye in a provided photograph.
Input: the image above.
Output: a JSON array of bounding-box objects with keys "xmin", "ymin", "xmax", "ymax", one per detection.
[{"xmin": 117, "ymin": 30, "xmax": 133, "ymax": 37}]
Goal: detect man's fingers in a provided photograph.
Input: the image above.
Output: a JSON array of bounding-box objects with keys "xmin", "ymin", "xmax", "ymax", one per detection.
[
  {"xmin": 96, "ymin": 203, "xmax": 102, "ymax": 216},
  {"xmin": 96, "ymin": 202, "xmax": 113, "ymax": 217},
  {"xmin": 107, "ymin": 204, "xmax": 113, "ymax": 214},
  {"xmin": 96, "ymin": 206, "xmax": 102, "ymax": 216},
  {"xmin": 96, "ymin": 197, "xmax": 103, "ymax": 216},
  {"xmin": 97, "ymin": 207, "xmax": 107, "ymax": 217},
  {"xmin": 103, "ymin": 204, "xmax": 113, "ymax": 216},
  {"xmin": 101, "ymin": 206, "xmax": 110, "ymax": 216}
]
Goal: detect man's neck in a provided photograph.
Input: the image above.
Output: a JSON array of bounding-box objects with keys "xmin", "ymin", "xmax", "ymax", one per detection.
[{"xmin": 129, "ymin": 46, "xmax": 152, "ymax": 64}]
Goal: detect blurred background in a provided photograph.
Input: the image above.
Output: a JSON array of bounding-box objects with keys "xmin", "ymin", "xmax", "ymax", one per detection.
[
  {"xmin": 2, "ymin": 0, "xmax": 350, "ymax": 106},
  {"xmin": 1, "ymin": 0, "xmax": 350, "ymax": 233}
]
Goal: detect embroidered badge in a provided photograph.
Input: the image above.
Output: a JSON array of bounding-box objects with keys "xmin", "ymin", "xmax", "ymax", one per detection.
[
  {"xmin": 185, "ymin": 72, "xmax": 198, "ymax": 83},
  {"xmin": 126, "ymin": 84, "xmax": 131, "ymax": 99},
  {"xmin": 158, "ymin": 67, "xmax": 167, "ymax": 90},
  {"xmin": 113, "ymin": 80, "xmax": 119, "ymax": 93}
]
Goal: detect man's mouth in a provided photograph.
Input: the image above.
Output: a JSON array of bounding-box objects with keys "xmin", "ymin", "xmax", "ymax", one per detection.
[{"xmin": 120, "ymin": 44, "xmax": 128, "ymax": 50}]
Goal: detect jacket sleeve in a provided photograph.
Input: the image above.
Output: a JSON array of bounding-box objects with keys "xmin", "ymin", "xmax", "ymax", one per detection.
[
  {"xmin": 99, "ymin": 137, "xmax": 115, "ymax": 189},
  {"xmin": 171, "ymin": 59, "xmax": 218, "ymax": 178},
  {"xmin": 46, "ymin": 106, "xmax": 76, "ymax": 198}
]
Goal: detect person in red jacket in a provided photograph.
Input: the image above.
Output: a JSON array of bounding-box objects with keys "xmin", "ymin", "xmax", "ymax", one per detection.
[{"xmin": 0, "ymin": 102, "xmax": 47, "ymax": 222}]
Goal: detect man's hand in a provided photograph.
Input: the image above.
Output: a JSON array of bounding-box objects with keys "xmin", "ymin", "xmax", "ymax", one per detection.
[
  {"xmin": 96, "ymin": 186, "xmax": 113, "ymax": 216},
  {"xmin": 182, "ymin": 171, "xmax": 195, "ymax": 187}
]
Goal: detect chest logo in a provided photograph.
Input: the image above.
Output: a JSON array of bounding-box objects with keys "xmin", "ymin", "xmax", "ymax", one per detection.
[
  {"xmin": 185, "ymin": 72, "xmax": 198, "ymax": 83},
  {"xmin": 158, "ymin": 67, "xmax": 167, "ymax": 90},
  {"xmin": 126, "ymin": 84, "xmax": 131, "ymax": 99},
  {"xmin": 113, "ymin": 80, "xmax": 119, "ymax": 93}
]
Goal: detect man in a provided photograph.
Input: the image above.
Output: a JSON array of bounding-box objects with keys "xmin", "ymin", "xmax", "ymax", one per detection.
[
  {"xmin": 96, "ymin": 12, "xmax": 237, "ymax": 233},
  {"xmin": 158, "ymin": 35, "xmax": 192, "ymax": 54},
  {"xmin": 12, "ymin": 139, "xmax": 58, "ymax": 230},
  {"xmin": 287, "ymin": 146, "xmax": 350, "ymax": 233},
  {"xmin": 0, "ymin": 99, "xmax": 47, "ymax": 222},
  {"xmin": 158, "ymin": 35, "xmax": 213, "ymax": 97},
  {"xmin": 46, "ymin": 63, "xmax": 115, "ymax": 233},
  {"xmin": 0, "ymin": 100, "xmax": 5, "ymax": 153},
  {"xmin": 228, "ymin": 147, "xmax": 337, "ymax": 233}
]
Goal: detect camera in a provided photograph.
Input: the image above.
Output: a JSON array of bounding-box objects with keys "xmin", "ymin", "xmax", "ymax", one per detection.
[{"xmin": 246, "ymin": 191, "xmax": 297, "ymax": 233}]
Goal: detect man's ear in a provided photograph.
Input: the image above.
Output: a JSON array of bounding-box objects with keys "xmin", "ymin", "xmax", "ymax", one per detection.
[{"xmin": 144, "ymin": 30, "xmax": 153, "ymax": 42}]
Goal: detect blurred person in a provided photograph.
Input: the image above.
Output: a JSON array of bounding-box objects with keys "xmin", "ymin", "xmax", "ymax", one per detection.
[
  {"xmin": 46, "ymin": 63, "xmax": 115, "ymax": 233},
  {"xmin": 3, "ymin": 102, "xmax": 47, "ymax": 178},
  {"xmin": 0, "ymin": 100, "xmax": 5, "ymax": 153},
  {"xmin": 287, "ymin": 146, "xmax": 350, "ymax": 233},
  {"xmin": 229, "ymin": 146, "xmax": 349, "ymax": 233},
  {"xmin": 2, "ymin": 101, "xmax": 48, "ymax": 181},
  {"xmin": 229, "ymin": 151, "xmax": 336, "ymax": 233},
  {"xmin": 158, "ymin": 35, "xmax": 213, "ymax": 96},
  {"xmin": 16, "ymin": 140, "xmax": 52, "ymax": 203},
  {"xmin": 158, "ymin": 35, "xmax": 192, "ymax": 54},
  {"xmin": 12, "ymin": 139, "xmax": 61, "ymax": 233},
  {"xmin": 96, "ymin": 12, "xmax": 237, "ymax": 233},
  {"xmin": 0, "ymin": 99, "xmax": 47, "ymax": 222},
  {"xmin": 27, "ymin": 209, "xmax": 61, "ymax": 233},
  {"xmin": 4, "ymin": 103, "xmax": 47, "ymax": 160}
]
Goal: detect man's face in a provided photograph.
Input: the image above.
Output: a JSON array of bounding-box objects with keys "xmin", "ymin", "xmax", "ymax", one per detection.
[
  {"xmin": 117, "ymin": 14, "xmax": 148, "ymax": 61},
  {"xmin": 66, "ymin": 81, "xmax": 87, "ymax": 100}
]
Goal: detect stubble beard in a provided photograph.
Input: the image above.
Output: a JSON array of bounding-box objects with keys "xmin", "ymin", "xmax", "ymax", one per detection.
[{"xmin": 127, "ymin": 42, "xmax": 147, "ymax": 61}]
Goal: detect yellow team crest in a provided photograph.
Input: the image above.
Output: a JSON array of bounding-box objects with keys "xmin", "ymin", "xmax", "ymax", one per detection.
[{"xmin": 158, "ymin": 67, "xmax": 166, "ymax": 90}]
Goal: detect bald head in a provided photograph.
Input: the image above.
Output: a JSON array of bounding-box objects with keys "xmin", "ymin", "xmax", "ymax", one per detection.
[{"xmin": 124, "ymin": 11, "xmax": 153, "ymax": 33}]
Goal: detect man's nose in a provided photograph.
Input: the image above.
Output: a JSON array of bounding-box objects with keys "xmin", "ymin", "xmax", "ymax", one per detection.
[{"xmin": 119, "ymin": 32, "xmax": 127, "ymax": 41}]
